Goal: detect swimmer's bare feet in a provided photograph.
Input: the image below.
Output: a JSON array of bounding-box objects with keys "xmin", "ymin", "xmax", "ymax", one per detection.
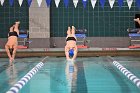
[
  {"xmin": 134, "ymin": 18, "xmax": 139, "ymax": 22},
  {"xmin": 68, "ymin": 26, "xmax": 71, "ymax": 30},
  {"xmin": 72, "ymin": 26, "xmax": 75, "ymax": 29},
  {"xmin": 15, "ymin": 21, "xmax": 20, "ymax": 24},
  {"xmin": 127, "ymin": 28, "xmax": 130, "ymax": 32}
]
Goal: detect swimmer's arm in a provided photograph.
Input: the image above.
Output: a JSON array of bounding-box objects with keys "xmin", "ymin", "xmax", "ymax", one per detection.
[
  {"xmin": 72, "ymin": 46, "xmax": 78, "ymax": 60},
  {"xmin": 65, "ymin": 46, "xmax": 70, "ymax": 60}
]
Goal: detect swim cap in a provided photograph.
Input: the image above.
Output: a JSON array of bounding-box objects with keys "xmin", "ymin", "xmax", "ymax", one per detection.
[{"xmin": 69, "ymin": 49, "xmax": 74, "ymax": 57}]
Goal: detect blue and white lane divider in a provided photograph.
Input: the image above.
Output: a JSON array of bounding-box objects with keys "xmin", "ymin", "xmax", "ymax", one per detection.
[
  {"xmin": 6, "ymin": 57, "xmax": 48, "ymax": 93},
  {"xmin": 113, "ymin": 61, "xmax": 140, "ymax": 88}
]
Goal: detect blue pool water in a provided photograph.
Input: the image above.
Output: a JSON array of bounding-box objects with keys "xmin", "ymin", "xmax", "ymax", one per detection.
[{"xmin": 0, "ymin": 56, "xmax": 140, "ymax": 93}]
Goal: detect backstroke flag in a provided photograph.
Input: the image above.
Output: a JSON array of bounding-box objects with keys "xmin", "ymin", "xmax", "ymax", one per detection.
[
  {"xmin": 136, "ymin": 0, "xmax": 140, "ymax": 9},
  {"xmin": 118, "ymin": 0, "xmax": 123, "ymax": 8},
  {"xmin": 126, "ymin": 0, "xmax": 133, "ymax": 9},
  {"xmin": 0, "ymin": 0, "xmax": 5, "ymax": 6},
  {"xmin": 55, "ymin": 0, "xmax": 60, "ymax": 8},
  {"xmin": 109, "ymin": 0, "xmax": 115, "ymax": 8},
  {"xmin": 100, "ymin": 0, "xmax": 105, "ymax": 8},
  {"xmin": 9, "ymin": 0, "xmax": 14, "ymax": 6},
  {"xmin": 46, "ymin": 0, "xmax": 51, "ymax": 7},
  {"xmin": 91, "ymin": 0, "xmax": 97, "ymax": 9},
  {"xmin": 73, "ymin": 0, "xmax": 78, "ymax": 8},
  {"xmin": 37, "ymin": 0, "xmax": 42, "ymax": 7},
  {"xmin": 82, "ymin": 0, "xmax": 87, "ymax": 8},
  {"xmin": 18, "ymin": 0, "xmax": 23, "ymax": 6},
  {"xmin": 28, "ymin": 0, "xmax": 32, "ymax": 7},
  {"xmin": 64, "ymin": 0, "xmax": 69, "ymax": 8}
]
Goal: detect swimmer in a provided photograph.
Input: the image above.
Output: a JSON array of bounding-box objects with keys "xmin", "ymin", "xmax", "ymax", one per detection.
[
  {"xmin": 127, "ymin": 18, "xmax": 140, "ymax": 33},
  {"xmin": 134, "ymin": 18, "xmax": 140, "ymax": 33},
  {"xmin": 5, "ymin": 21, "xmax": 20, "ymax": 63},
  {"xmin": 65, "ymin": 26, "xmax": 78, "ymax": 61},
  {"xmin": 134, "ymin": 18, "xmax": 140, "ymax": 25}
]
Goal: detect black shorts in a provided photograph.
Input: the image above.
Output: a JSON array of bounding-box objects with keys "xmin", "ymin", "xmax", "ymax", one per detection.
[{"xmin": 66, "ymin": 37, "xmax": 76, "ymax": 41}]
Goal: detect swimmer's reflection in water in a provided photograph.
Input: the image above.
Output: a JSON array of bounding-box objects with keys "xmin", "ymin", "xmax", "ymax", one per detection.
[
  {"xmin": 6, "ymin": 63, "xmax": 17, "ymax": 86},
  {"xmin": 65, "ymin": 60, "xmax": 78, "ymax": 92}
]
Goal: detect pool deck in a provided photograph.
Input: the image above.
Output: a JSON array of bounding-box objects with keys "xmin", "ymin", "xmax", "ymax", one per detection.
[{"xmin": 1, "ymin": 47, "xmax": 140, "ymax": 57}]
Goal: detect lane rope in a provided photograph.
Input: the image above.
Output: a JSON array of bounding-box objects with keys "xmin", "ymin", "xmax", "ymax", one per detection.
[
  {"xmin": 6, "ymin": 56, "xmax": 48, "ymax": 93},
  {"xmin": 113, "ymin": 60, "xmax": 140, "ymax": 88}
]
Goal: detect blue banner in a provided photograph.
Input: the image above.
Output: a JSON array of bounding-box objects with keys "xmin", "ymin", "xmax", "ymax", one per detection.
[
  {"xmin": 46, "ymin": 0, "xmax": 51, "ymax": 7},
  {"xmin": 64, "ymin": 0, "xmax": 69, "ymax": 8},
  {"xmin": 28, "ymin": 0, "xmax": 32, "ymax": 7},
  {"xmin": 136, "ymin": 0, "xmax": 140, "ymax": 9},
  {"xmin": 9, "ymin": 0, "xmax": 14, "ymax": 6},
  {"xmin": 118, "ymin": 0, "xmax": 123, "ymax": 8},
  {"xmin": 82, "ymin": 0, "xmax": 87, "ymax": 8},
  {"xmin": 100, "ymin": 0, "xmax": 105, "ymax": 8}
]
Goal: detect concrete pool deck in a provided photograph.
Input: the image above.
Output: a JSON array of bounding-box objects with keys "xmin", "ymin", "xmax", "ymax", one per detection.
[{"xmin": 0, "ymin": 47, "xmax": 140, "ymax": 57}]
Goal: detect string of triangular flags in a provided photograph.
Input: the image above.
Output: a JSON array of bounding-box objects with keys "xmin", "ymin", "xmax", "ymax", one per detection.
[{"xmin": 0, "ymin": 0, "xmax": 140, "ymax": 9}]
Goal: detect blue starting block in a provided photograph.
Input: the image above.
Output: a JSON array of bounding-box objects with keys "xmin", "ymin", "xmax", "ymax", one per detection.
[
  {"xmin": 128, "ymin": 28, "xmax": 140, "ymax": 48},
  {"xmin": 19, "ymin": 34, "xmax": 28, "ymax": 38},
  {"xmin": 18, "ymin": 30, "xmax": 29, "ymax": 47},
  {"xmin": 129, "ymin": 33, "xmax": 140, "ymax": 37},
  {"xmin": 75, "ymin": 29, "xmax": 88, "ymax": 47},
  {"xmin": 75, "ymin": 34, "xmax": 86, "ymax": 38}
]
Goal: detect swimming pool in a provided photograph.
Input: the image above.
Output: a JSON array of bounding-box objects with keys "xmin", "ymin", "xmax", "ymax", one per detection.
[{"xmin": 1, "ymin": 56, "xmax": 140, "ymax": 93}]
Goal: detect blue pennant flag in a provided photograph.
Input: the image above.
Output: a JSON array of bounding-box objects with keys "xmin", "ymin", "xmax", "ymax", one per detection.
[
  {"xmin": 9, "ymin": 0, "xmax": 14, "ymax": 6},
  {"xmin": 46, "ymin": 0, "xmax": 51, "ymax": 7},
  {"xmin": 64, "ymin": 0, "xmax": 69, "ymax": 8},
  {"xmin": 82, "ymin": 0, "xmax": 87, "ymax": 8},
  {"xmin": 28, "ymin": 0, "xmax": 32, "ymax": 7},
  {"xmin": 100, "ymin": 0, "xmax": 105, "ymax": 8},
  {"xmin": 136, "ymin": 0, "xmax": 140, "ymax": 9},
  {"xmin": 118, "ymin": 0, "xmax": 123, "ymax": 8}
]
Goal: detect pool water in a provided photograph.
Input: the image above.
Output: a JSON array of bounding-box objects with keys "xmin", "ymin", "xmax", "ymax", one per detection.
[{"xmin": 0, "ymin": 56, "xmax": 140, "ymax": 93}]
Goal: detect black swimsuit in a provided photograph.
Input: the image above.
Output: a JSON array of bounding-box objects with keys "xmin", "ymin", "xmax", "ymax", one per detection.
[
  {"xmin": 9, "ymin": 31, "xmax": 18, "ymax": 37},
  {"xmin": 66, "ymin": 37, "xmax": 76, "ymax": 41}
]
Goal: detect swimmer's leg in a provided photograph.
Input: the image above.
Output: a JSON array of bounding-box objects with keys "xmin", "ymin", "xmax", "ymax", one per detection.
[
  {"xmin": 12, "ymin": 45, "xmax": 17, "ymax": 61},
  {"xmin": 66, "ymin": 26, "xmax": 72, "ymax": 39},
  {"xmin": 67, "ymin": 26, "xmax": 71, "ymax": 35},
  {"xmin": 71, "ymin": 26, "xmax": 77, "ymax": 40},
  {"xmin": 71, "ymin": 26, "xmax": 75, "ymax": 35},
  {"xmin": 5, "ymin": 45, "xmax": 13, "ymax": 62}
]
